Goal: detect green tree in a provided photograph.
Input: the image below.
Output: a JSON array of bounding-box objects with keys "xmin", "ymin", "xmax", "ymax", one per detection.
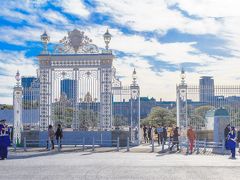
[
  {"xmin": 189, "ymin": 105, "xmax": 214, "ymax": 129},
  {"xmin": 113, "ymin": 115, "xmax": 128, "ymax": 127},
  {"xmin": 141, "ymin": 107, "xmax": 176, "ymax": 126}
]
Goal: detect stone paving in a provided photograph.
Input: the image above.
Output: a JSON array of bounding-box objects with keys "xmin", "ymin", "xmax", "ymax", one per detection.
[{"xmin": 0, "ymin": 148, "xmax": 240, "ymax": 180}]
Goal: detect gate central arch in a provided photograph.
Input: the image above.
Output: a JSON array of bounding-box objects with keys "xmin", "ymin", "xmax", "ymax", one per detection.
[{"xmin": 39, "ymin": 29, "xmax": 115, "ymax": 130}]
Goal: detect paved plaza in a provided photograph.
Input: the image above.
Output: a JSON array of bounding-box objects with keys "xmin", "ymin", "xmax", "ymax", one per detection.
[{"xmin": 0, "ymin": 150, "xmax": 240, "ymax": 180}]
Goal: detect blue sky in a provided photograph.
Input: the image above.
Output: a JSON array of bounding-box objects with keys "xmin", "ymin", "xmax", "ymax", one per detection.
[{"xmin": 1, "ymin": 0, "xmax": 240, "ymax": 104}]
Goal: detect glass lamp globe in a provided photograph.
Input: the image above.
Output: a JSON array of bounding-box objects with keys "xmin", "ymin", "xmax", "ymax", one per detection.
[
  {"xmin": 132, "ymin": 68, "xmax": 137, "ymax": 79},
  {"xmin": 103, "ymin": 29, "xmax": 111, "ymax": 46},
  {"xmin": 15, "ymin": 71, "xmax": 20, "ymax": 82},
  {"xmin": 41, "ymin": 31, "xmax": 50, "ymax": 43}
]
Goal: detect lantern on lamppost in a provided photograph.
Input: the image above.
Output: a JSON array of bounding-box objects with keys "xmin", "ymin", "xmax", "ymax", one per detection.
[
  {"xmin": 103, "ymin": 29, "xmax": 112, "ymax": 50},
  {"xmin": 132, "ymin": 68, "xmax": 137, "ymax": 85},
  {"xmin": 40, "ymin": 30, "xmax": 50, "ymax": 54},
  {"xmin": 180, "ymin": 68, "xmax": 186, "ymax": 85},
  {"xmin": 15, "ymin": 70, "xmax": 21, "ymax": 87}
]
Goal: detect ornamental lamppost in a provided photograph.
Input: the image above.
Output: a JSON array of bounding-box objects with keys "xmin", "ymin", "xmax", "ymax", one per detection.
[
  {"xmin": 40, "ymin": 30, "xmax": 50, "ymax": 54},
  {"xmin": 13, "ymin": 70, "xmax": 23, "ymax": 146},
  {"xmin": 177, "ymin": 68, "xmax": 188, "ymax": 141},
  {"xmin": 103, "ymin": 29, "xmax": 112, "ymax": 51}
]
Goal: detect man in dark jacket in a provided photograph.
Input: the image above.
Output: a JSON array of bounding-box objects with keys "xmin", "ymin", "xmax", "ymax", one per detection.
[
  {"xmin": 55, "ymin": 124, "xmax": 63, "ymax": 148},
  {"xmin": 224, "ymin": 124, "xmax": 230, "ymax": 149},
  {"xmin": 163, "ymin": 126, "xmax": 167, "ymax": 144},
  {"xmin": 170, "ymin": 127, "xmax": 180, "ymax": 151}
]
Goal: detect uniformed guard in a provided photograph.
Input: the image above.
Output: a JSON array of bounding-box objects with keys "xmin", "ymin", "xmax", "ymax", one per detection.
[{"xmin": 0, "ymin": 119, "xmax": 11, "ymax": 160}]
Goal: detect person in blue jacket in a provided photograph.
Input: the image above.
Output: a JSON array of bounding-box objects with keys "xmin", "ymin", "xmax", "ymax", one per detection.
[
  {"xmin": 0, "ymin": 119, "xmax": 10, "ymax": 160},
  {"xmin": 227, "ymin": 126, "xmax": 237, "ymax": 159}
]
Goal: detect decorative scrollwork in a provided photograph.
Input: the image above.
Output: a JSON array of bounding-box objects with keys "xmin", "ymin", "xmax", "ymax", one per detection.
[{"xmin": 54, "ymin": 29, "xmax": 99, "ymax": 54}]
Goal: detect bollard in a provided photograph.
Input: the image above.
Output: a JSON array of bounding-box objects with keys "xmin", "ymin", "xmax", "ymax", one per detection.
[
  {"xmin": 24, "ymin": 137, "xmax": 27, "ymax": 152},
  {"xmin": 13, "ymin": 138, "xmax": 16, "ymax": 152},
  {"xmin": 127, "ymin": 137, "xmax": 130, "ymax": 152},
  {"xmin": 186, "ymin": 139, "xmax": 189, "ymax": 155},
  {"xmin": 197, "ymin": 140, "xmax": 200, "ymax": 154},
  {"xmin": 221, "ymin": 139, "xmax": 225, "ymax": 155},
  {"xmin": 179, "ymin": 139, "xmax": 182, "ymax": 152},
  {"xmin": 82, "ymin": 137, "xmax": 85, "ymax": 151},
  {"xmin": 92, "ymin": 137, "xmax": 95, "ymax": 151},
  {"xmin": 194, "ymin": 140, "xmax": 197, "ymax": 151},
  {"xmin": 58, "ymin": 137, "xmax": 61, "ymax": 152},
  {"xmin": 168, "ymin": 138, "xmax": 171, "ymax": 150},
  {"xmin": 117, "ymin": 137, "xmax": 120, "ymax": 152},
  {"xmin": 162, "ymin": 139, "xmax": 165, "ymax": 152},
  {"xmin": 151, "ymin": 137, "xmax": 154, "ymax": 152},
  {"xmin": 203, "ymin": 138, "xmax": 207, "ymax": 153},
  {"xmin": 48, "ymin": 137, "xmax": 51, "ymax": 151}
]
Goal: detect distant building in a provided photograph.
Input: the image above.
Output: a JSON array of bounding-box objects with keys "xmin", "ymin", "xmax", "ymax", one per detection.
[
  {"xmin": 199, "ymin": 76, "xmax": 214, "ymax": 102},
  {"xmin": 21, "ymin": 76, "xmax": 39, "ymax": 101},
  {"xmin": 60, "ymin": 79, "xmax": 77, "ymax": 100}
]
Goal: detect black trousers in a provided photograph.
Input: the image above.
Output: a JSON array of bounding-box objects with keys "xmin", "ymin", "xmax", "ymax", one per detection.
[
  {"xmin": 170, "ymin": 140, "xmax": 179, "ymax": 151},
  {"xmin": 56, "ymin": 138, "xmax": 62, "ymax": 148},
  {"xmin": 0, "ymin": 145, "xmax": 8, "ymax": 159}
]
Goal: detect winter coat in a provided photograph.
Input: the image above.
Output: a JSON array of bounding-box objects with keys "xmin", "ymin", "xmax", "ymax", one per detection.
[
  {"xmin": 187, "ymin": 129, "xmax": 196, "ymax": 141},
  {"xmin": 48, "ymin": 129, "xmax": 55, "ymax": 140},
  {"xmin": 55, "ymin": 127, "xmax": 63, "ymax": 139}
]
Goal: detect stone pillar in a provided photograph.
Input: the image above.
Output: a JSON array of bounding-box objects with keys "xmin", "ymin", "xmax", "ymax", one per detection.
[
  {"xmin": 72, "ymin": 68, "xmax": 79, "ymax": 130},
  {"xmin": 39, "ymin": 60, "xmax": 52, "ymax": 130},
  {"xmin": 100, "ymin": 61, "xmax": 112, "ymax": 130},
  {"xmin": 13, "ymin": 71, "xmax": 23, "ymax": 145}
]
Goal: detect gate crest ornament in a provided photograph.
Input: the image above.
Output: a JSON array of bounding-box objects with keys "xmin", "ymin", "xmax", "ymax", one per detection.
[{"xmin": 54, "ymin": 29, "xmax": 99, "ymax": 54}]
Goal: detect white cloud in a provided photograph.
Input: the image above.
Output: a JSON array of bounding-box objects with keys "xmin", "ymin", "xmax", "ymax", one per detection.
[
  {"xmin": 43, "ymin": 10, "xmax": 69, "ymax": 24},
  {"xmin": 168, "ymin": 0, "xmax": 240, "ymax": 18},
  {"xmin": 95, "ymin": 0, "xmax": 222, "ymax": 35},
  {"xmin": 57, "ymin": 0, "xmax": 90, "ymax": 18},
  {"xmin": 0, "ymin": 51, "xmax": 37, "ymax": 104}
]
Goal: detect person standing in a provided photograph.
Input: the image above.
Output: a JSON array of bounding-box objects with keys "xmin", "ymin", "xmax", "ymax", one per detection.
[
  {"xmin": 47, "ymin": 125, "xmax": 55, "ymax": 150},
  {"xmin": 0, "ymin": 119, "xmax": 10, "ymax": 160},
  {"xmin": 170, "ymin": 127, "xmax": 180, "ymax": 151},
  {"xmin": 143, "ymin": 125, "xmax": 147, "ymax": 143},
  {"xmin": 237, "ymin": 128, "xmax": 240, "ymax": 154},
  {"xmin": 157, "ymin": 125, "xmax": 163, "ymax": 145},
  {"xmin": 228, "ymin": 126, "xmax": 237, "ymax": 159},
  {"xmin": 147, "ymin": 126, "xmax": 152, "ymax": 143},
  {"xmin": 224, "ymin": 124, "xmax": 231, "ymax": 150},
  {"xmin": 55, "ymin": 124, "xmax": 63, "ymax": 148},
  {"xmin": 163, "ymin": 126, "xmax": 167, "ymax": 145},
  {"xmin": 187, "ymin": 126, "xmax": 196, "ymax": 154}
]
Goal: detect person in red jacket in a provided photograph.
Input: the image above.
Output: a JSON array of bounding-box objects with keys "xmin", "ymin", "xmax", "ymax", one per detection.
[{"xmin": 187, "ymin": 126, "xmax": 196, "ymax": 154}]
